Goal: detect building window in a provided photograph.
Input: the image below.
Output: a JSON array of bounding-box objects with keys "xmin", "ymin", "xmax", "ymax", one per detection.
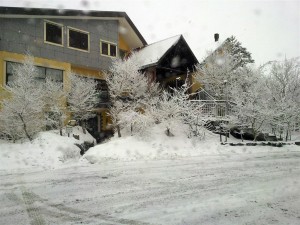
[
  {"xmin": 44, "ymin": 20, "xmax": 63, "ymax": 46},
  {"xmin": 36, "ymin": 66, "xmax": 63, "ymax": 83},
  {"xmin": 5, "ymin": 61, "xmax": 21, "ymax": 84},
  {"xmin": 96, "ymin": 79, "xmax": 109, "ymax": 102},
  {"xmin": 68, "ymin": 27, "xmax": 89, "ymax": 52},
  {"xmin": 5, "ymin": 61, "xmax": 63, "ymax": 85},
  {"xmin": 100, "ymin": 40, "xmax": 117, "ymax": 57}
]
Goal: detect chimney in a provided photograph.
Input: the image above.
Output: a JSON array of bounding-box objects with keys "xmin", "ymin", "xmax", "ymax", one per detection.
[{"xmin": 214, "ymin": 33, "xmax": 219, "ymax": 42}]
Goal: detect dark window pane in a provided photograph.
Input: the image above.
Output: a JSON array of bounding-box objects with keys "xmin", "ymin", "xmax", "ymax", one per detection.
[
  {"xmin": 35, "ymin": 67, "xmax": 46, "ymax": 81},
  {"xmin": 6, "ymin": 62, "xmax": 14, "ymax": 74},
  {"xmin": 46, "ymin": 68, "xmax": 63, "ymax": 82},
  {"xmin": 6, "ymin": 61, "xmax": 21, "ymax": 84},
  {"xmin": 69, "ymin": 29, "xmax": 89, "ymax": 51},
  {"xmin": 101, "ymin": 42, "xmax": 108, "ymax": 55},
  {"xmin": 45, "ymin": 22, "xmax": 62, "ymax": 45},
  {"xmin": 110, "ymin": 45, "xmax": 117, "ymax": 57},
  {"xmin": 7, "ymin": 74, "xmax": 14, "ymax": 83}
]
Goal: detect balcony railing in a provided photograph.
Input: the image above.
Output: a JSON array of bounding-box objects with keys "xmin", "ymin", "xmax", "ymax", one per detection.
[{"xmin": 190, "ymin": 100, "xmax": 235, "ymax": 118}]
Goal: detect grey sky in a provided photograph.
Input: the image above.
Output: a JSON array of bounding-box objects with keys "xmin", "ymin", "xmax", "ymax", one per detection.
[{"xmin": 0, "ymin": 0, "xmax": 299, "ymax": 65}]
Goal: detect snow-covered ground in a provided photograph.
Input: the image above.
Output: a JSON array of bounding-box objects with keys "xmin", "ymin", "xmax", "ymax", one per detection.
[
  {"xmin": 0, "ymin": 126, "xmax": 96, "ymax": 171},
  {"xmin": 0, "ymin": 127, "xmax": 300, "ymax": 224},
  {"xmin": 1, "ymin": 150, "xmax": 300, "ymax": 225}
]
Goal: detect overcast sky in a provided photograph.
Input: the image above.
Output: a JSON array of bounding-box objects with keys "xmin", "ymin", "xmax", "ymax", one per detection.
[{"xmin": 0, "ymin": 0, "xmax": 299, "ymax": 65}]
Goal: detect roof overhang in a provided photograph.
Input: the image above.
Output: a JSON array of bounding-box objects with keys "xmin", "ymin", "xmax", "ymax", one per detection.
[{"xmin": 0, "ymin": 7, "xmax": 147, "ymax": 49}]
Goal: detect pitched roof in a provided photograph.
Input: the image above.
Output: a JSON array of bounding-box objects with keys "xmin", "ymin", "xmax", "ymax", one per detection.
[
  {"xmin": 197, "ymin": 39, "xmax": 224, "ymax": 62},
  {"xmin": 134, "ymin": 35, "xmax": 184, "ymax": 69},
  {"xmin": 0, "ymin": 6, "xmax": 147, "ymax": 48}
]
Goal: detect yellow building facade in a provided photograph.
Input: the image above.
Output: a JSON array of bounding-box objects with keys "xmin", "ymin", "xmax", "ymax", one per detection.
[{"xmin": 0, "ymin": 7, "xmax": 147, "ymax": 142}]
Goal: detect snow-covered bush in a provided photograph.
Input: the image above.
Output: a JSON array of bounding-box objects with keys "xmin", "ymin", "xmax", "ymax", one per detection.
[{"xmin": 152, "ymin": 78, "xmax": 205, "ymax": 138}]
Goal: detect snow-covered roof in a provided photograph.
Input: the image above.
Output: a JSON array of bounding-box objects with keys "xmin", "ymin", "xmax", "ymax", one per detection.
[
  {"xmin": 134, "ymin": 35, "xmax": 182, "ymax": 69},
  {"xmin": 197, "ymin": 39, "xmax": 224, "ymax": 62}
]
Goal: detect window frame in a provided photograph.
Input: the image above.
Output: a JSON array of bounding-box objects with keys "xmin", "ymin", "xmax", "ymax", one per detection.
[
  {"xmin": 67, "ymin": 26, "xmax": 90, "ymax": 52},
  {"xmin": 100, "ymin": 40, "xmax": 118, "ymax": 58},
  {"xmin": 44, "ymin": 20, "xmax": 64, "ymax": 47},
  {"xmin": 4, "ymin": 60, "xmax": 64, "ymax": 85}
]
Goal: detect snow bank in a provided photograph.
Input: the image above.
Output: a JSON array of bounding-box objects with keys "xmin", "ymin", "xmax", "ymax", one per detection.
[
  {"xmin": 0, "ymin": 126, "xmax": 95, "ymax": 171},
  {"xmin": 84, "ymin": 125, "xmax": 299, "ymax": 163}
]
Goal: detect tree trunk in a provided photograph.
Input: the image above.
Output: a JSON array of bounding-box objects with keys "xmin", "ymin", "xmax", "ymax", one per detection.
[
  {"xmin": 117, "ymin": 125, "xmax": 121, "ymax": 137},
  {"xmin": 82, "ymin": 121, "xmax": 87, "ymax": 134},
  {"xmin": 166, "ymin": 128, "xmax": 170, "ymax": 136},
  {"xmin": 251, "ymin": 121, "xmax": 256, "ymax": 141},
  {"xmin": 18, "ymin": 114, "xmax": 33, "ymax": 142},
  {"xmin": 59, "ymin": 119, "xmax": 63, "ymax": 136},
  {"xmin": 253, "ymin": 130, "xmax": 258, "ymax": 142}
]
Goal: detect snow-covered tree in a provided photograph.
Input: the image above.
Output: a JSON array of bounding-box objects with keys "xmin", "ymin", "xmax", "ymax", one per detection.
[
  {"xmin": 119, "ymin": 108, "xmax": 155, "ymax": 137},
  {"xmin": 265, "ymin": 57, "xmax": 300, "ymax": 140},
  {"xmin": 155, "ymin": 89, "xmax": 185, "ymax": 136},
  {"xmin": 223, "ymin": 36, "xmax": 254, "ymax": 68},
  {"xmin": 0, "ymin": 55, "xmax": 46, "ymax": 141},
  {"xmin": 231, "ymin": 66, "xmax": 271, "ymax": 141},
  {"xmin": 194, "ymin": 52, "xmax": 236, "ymax": 99},
  {"xmin": 105, "ymin": 53, "xmax": 159, "ymax": 137},
  {"xmin": 67, "ymin": 73, "xmax": 98, "ymax": 130},
  {"xmin": 44, "ymin": 78, "xmax": 68, "ymax": 136},
  {"xmin": 152, "ymin": 77, "xmax": 205, "ymax": 138},
  {"xmin": 195, "ymin": 36, "xmax": 254, "ymax": 100}
]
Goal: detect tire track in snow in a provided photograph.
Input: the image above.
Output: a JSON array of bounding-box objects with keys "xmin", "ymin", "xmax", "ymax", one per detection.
[
  {"xmin": 5, "ymin": 186, "xmax": 154, "ymax": 225},
  {"xmin": 20, "ymin": 187, "xmax": 46, "ymax": 225}
]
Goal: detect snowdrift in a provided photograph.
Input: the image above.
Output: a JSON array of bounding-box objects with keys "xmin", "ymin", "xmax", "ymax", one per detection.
[
  {"xmin": 0, "ymin": 126, "xmax": 95, "ymax": 171},
  {"xmin": 83, "ymin": 126, "xmax": 299, "ymax": 163},
  {"xmin": 83, "ymin": 125, "xmax": 299, "ymax": 163}
]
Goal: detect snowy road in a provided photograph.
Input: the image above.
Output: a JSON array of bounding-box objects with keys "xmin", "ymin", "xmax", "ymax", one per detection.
[{"xmin": 1, "ymin": 150, "xmax": 300, "ymax": 225}]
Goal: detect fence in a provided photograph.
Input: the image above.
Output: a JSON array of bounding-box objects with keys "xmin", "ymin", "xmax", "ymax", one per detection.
[{"xmin": 190, "ymin": 100, "xmax": 235, "ymax": 118}]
